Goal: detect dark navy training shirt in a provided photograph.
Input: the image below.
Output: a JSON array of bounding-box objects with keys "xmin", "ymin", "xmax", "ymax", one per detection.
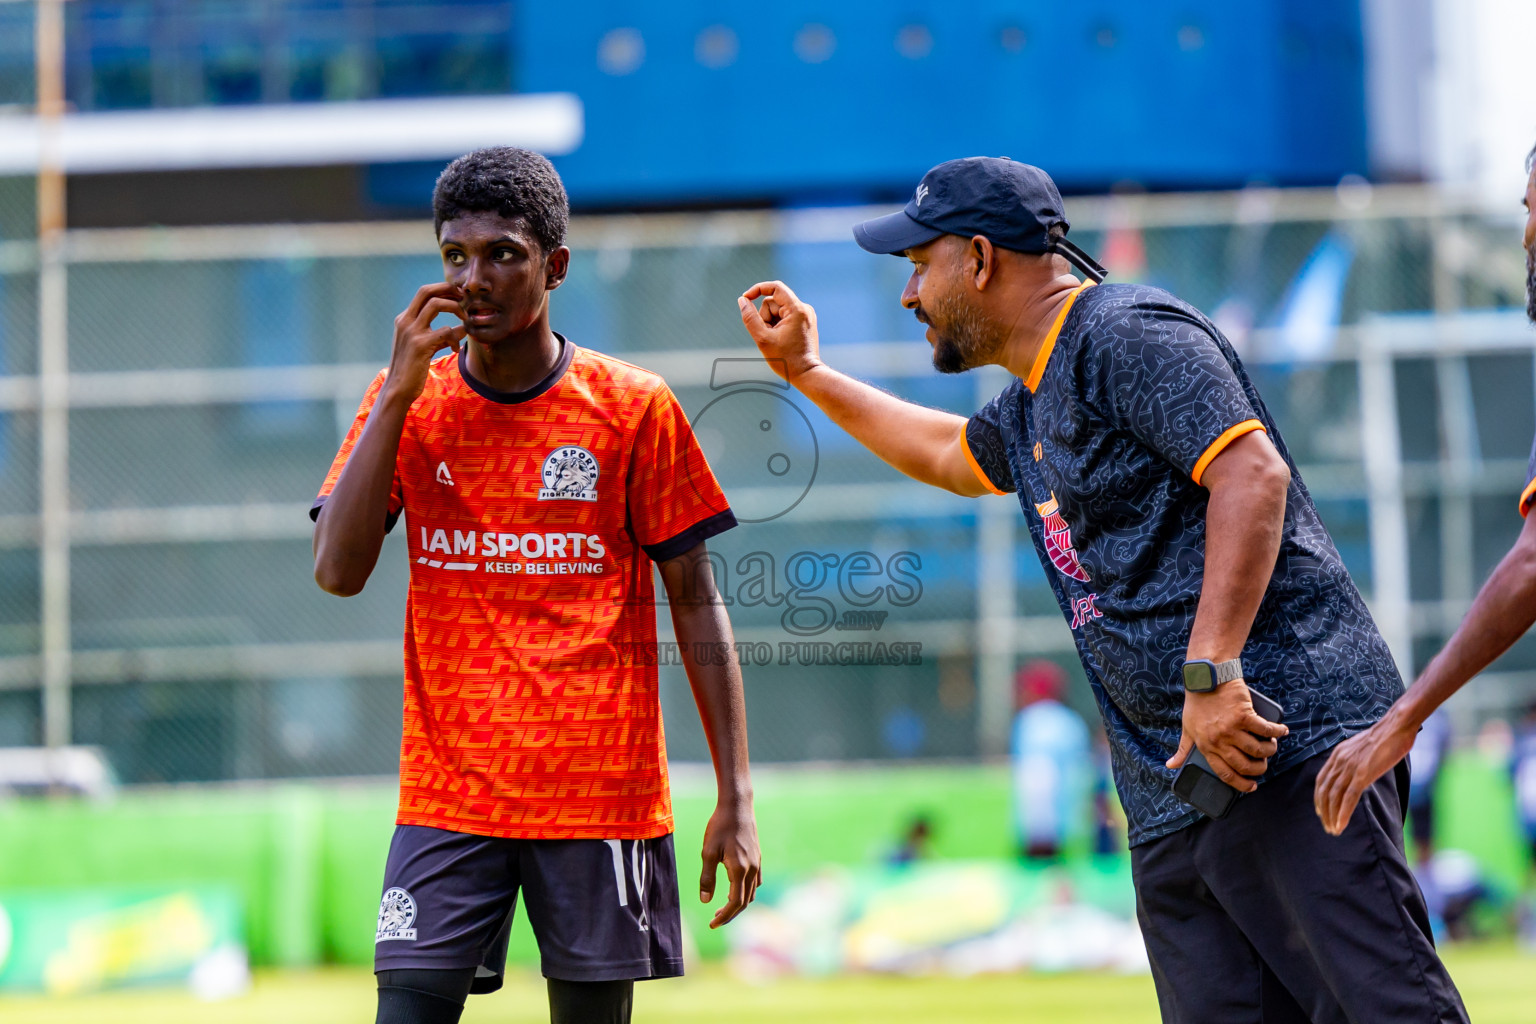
[{"xmin": 965, "ymin": 281, "xmax": 1404, "ymax": 846}]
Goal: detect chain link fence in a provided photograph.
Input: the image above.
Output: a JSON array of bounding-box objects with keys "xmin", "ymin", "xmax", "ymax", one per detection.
[{"xmin": 0, "ymin": 184, "xmax": 1534, "ymax": 782}]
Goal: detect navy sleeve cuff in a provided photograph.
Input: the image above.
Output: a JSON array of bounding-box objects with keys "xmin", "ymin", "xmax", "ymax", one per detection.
[
  {"xmin": 310, "ymin": 497, "xmax": 399, "ymax": 533},
  {"xmin": 642, "ymin": 508, "xmax": 738, "ymax": 563}
]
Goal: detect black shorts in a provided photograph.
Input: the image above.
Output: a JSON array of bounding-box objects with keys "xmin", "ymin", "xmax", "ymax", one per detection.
[
  {"xmin": 1131, "ymin": 751, "xmax": 1467, "ymax": 1024},
  {"xmin": 374, "ymin": 824, "xmax": 684, "ymax": 990}
]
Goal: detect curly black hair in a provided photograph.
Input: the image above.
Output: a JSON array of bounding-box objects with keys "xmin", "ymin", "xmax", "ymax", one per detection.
[{"xmin": 432, "ymin": 147, "xmax": 569, "ymax": 253}]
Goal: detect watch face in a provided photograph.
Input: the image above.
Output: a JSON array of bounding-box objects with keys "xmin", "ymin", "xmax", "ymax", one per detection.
[{"xmin": 1182, "ymin": 662, "xmax": 1216, "ymax": 692}]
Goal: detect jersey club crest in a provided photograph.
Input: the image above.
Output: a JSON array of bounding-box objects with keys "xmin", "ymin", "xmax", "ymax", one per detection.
[
  {"xmin": 1033, "ymin": 493, "xmax": 1091, "ymax": 582},
  {"xmin": 539, "ymin": 445, "xmax": 600, "ymax": 502}
]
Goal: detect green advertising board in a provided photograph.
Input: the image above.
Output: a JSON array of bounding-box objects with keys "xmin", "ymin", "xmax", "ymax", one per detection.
[{"xmin": 0, "ymin": 885, "xmax": 245, "ymax": 995}]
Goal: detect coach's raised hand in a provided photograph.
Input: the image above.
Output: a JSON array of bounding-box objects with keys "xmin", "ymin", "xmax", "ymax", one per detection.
[
  {"xmin": 384, "ymin": 281, "xmax": 469, "ymax": 405},
  {"xmin": 738, "ymin": 281, "xmax": 823, "ymax": 384},
  {"xmin": 736, "ymin": 282, "xmax": 991, "ymax": 496}
]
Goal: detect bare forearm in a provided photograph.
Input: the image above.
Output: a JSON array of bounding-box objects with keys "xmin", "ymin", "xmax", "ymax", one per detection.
[
  {"xmin": 312, "ymin": 391, "xmax": 408, "ymax": 596},
  {"xmin": 670, "ymin": 597, "xmax": 753, "ymax": 805},
  {"xmin": 794, "ymin": 363, "xmax": 974, "ymax": 493},
  {"xmin": 1389, "ymin": 536, "xmax": 1536, "ymax": 730},
  {"xmin": 663, "ymin": 545, "xmax": 762, "ymax": 924},
  {"xmin": 1188, "ymin": 465, "xmax": 1288, "ymax": 662}
]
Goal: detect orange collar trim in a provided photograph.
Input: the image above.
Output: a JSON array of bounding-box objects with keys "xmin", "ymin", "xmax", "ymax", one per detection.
[{"xmin": 1024, "ymin": 279, "xmax": 1096, "ymax": 393}]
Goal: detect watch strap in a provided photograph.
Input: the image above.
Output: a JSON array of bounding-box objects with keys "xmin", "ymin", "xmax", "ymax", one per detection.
[{"xmin": 1214, "ymin": 658, "xmax": 1243, "ymax": 685}]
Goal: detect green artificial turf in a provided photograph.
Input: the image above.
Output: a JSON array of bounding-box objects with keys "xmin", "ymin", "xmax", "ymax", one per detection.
[{"xmin": 0, "ymin": 943, "xmax": 1528, "ymax": 1024}]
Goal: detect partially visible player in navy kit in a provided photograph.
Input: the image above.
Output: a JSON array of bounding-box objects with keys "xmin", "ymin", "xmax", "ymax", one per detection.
[
  {"xmin": 1316, "ymin": 144, "xmax": 1536, "ymax": 839},
  {"xmin": 739, "ymin": 157, "xmax": 1467, "ymax": 1022}
]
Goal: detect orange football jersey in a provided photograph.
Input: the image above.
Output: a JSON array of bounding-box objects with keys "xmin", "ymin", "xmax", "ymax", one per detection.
[{"xmin": 314, "ymin": 337, "xmax": 736, "ymax": 839}]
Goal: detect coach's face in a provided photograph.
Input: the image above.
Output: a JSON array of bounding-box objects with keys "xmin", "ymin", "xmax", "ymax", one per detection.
[
  {"xmin": 1524, "ymin": 165, "xmax": 1536, "ymax": 323},
  {"xmin": 438, "ymin": 211, "xmax": 569, "ymax": 344},
  {"xmin": 901, "ymin": 234, "xmax": 1005, "ymax": 374}
]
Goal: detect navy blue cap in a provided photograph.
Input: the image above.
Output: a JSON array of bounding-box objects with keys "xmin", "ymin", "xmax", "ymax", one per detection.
[{"xmin": 853, "ymin": 157, "xmax": 1105, "ymax": 281}]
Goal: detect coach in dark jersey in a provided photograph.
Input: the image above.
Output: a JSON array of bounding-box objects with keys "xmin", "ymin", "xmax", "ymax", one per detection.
[
  {"xmin": 1316, "ymin": 145, "xmax": 1536, "ymax": 836},
  {"xmin": 738, "ymin": 157, "xmax": 1467, "ymax": 1023}
]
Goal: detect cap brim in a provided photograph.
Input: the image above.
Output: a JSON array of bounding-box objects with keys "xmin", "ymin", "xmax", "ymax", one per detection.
[{"xmin": 852, "ymin": 210, "xmax": 943, "ymax": 255}]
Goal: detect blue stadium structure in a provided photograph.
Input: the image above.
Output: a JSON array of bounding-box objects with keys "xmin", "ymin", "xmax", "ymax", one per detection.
[{"xmin": 0, "ymin": 0, "xmax": 1370, "ymax": 215}]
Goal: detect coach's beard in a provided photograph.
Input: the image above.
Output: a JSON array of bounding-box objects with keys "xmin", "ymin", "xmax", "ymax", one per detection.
[
  {"xmin": 1527, "ymin": 243, "xmax": 1536, "ymax": 324},
  {"xmin": 920, "ymin": 294, "xmax": 1006, "ymax": 375}
]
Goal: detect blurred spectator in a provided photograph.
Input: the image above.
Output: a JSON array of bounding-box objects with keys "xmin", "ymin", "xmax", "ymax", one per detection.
[
  {"xmin": 1514, "ymin": 703, "xmax": 1536, "ymax": 948},
  {"xmin": 1408, "ymin": 709, "xmax": 1451, "ymax": 860},
  {"xmin": 888, "ymin": 815, "xmax": 933, "ymax": 867},
  {"xmin": 1426, "ymin": 849, "xmax": 1492, "ymax": 941},
  {"xmin": 881, "ymin": 706, "xmax": 926, "ymax": 758},
  {"xmin": 1089, "ymin": 729, "xmax": 1125, "ymax": 855},
  {"xmin": 1406, "ymin": 709, "xmax": 1452, "ymax": 939},
  {"xmin": 1010, "ymin": 661, "xmax": 1090, "ymax": 861}
]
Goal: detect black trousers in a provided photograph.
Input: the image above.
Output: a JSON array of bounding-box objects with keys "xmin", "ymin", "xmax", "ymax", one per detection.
[{"xmin": 1131, "ymin": 751, "xmax": 1468, "ymax": 1024}]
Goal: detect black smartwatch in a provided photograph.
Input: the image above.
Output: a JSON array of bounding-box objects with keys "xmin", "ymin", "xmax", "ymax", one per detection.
[{"xmin": 1182, "ymin": 658, "xmax": 1242, "ymax": 693}]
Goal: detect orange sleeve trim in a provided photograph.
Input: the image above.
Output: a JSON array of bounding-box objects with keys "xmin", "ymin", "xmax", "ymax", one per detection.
[
  {"xmin": 1520, "ymin": 477, "xmax": 1536, "ymax": 518},
  {"xmin": 960, "ymin": 429, "xmax": 1009, "ymax": 496},
  {"xmin": 1191, "ymin": 419, "xmax": 1266, "ymax": 487},
  {"xmin": 1024, "ymin": 280, "xmax": 1096, "ymax": 392}
]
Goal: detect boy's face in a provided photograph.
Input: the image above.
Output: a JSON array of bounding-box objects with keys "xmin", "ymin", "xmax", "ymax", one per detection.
[{"xmin": 437, "ymin": 211, "xmax": 569, "ymax": 345}]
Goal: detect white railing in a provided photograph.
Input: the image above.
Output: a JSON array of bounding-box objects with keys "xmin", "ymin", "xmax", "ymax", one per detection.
[{"xmin": 1, "ymin": 182, "xmax": 1534, "ymax": 758}]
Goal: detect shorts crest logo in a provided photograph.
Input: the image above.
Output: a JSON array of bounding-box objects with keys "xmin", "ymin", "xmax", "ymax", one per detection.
[
  {"xmin": 539, "ymin": 446, "xmax": 600, "ymax": 502},
  {"xmin": 376, "ymin": 886, "xmax": 418, "ymax": 942}
]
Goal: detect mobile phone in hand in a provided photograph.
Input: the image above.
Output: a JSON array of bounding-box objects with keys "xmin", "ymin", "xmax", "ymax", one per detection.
[{"xmin": 1172, "ymin": 688, "xmax": 1284, "ymax": 819}]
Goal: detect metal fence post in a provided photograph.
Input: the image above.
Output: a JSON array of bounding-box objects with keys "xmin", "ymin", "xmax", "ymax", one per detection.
[
  {"xmin": 1432, "ymin": 218, "xmax": 1478, "ymax": 640},
  {"xmin": 36, "ymin": 0, "xmax": 72, "ymax": 748},
  {"xmin": 1358, "ymin": 323, "xmax": 1414, "ymax": 678},
  {"xmin": 974, "ymin": 369, "xmax": 1015, "ymax": 757}
]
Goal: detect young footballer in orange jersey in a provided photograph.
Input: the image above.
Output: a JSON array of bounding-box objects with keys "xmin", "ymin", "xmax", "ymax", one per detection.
[{"xmin": 312, "ymin": 148, "xmax": 760, "ymax": 1024}]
